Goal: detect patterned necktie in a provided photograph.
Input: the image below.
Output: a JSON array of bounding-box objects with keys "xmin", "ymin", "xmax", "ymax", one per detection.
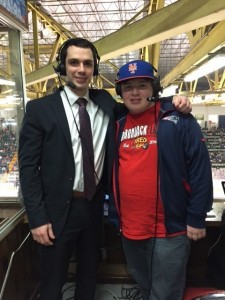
[{"xmin": 76, "ymin": 97, "xmax": 96, "ymax": 200}]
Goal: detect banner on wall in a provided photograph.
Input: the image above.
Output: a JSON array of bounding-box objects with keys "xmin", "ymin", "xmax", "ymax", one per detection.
[
  {"xmin": 0, "ymin": 0, "xmax": 28, "ymax": 30},
  {"xmin": 195, "ymin": 114, "xmax": 204, "ymax": 120}
]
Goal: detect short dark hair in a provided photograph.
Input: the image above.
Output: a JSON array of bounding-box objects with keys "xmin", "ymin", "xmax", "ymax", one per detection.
[{"xmin": 56, "ymin": 38, "xmax": 100, "ymax": 76}]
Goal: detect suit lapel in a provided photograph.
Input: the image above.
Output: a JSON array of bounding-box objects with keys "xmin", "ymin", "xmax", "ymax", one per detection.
[
  {"xmin": 48, "ymin": 89, "xmax": 114, "ymax": 154},
  {"xmin": 49, "ymin": 89, "xmax": 73, "ymax": 152},
  {"xmin": 89, "ymin": 89, "xmax": 114, "ymax": 118}
]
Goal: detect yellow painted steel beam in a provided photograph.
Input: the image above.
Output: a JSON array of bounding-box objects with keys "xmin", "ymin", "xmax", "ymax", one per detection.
[
  {"xmin": 32, "ymin": 9, "xmax": 40, "ymax": 70},
  {"xmin": 94, "ymin": 0, "xmax": 225, "ymax": 60},
  {"xmin": 219, "ymin": 71, "xmax": 225, "ymax": 90},
  {"xmin": 26, "ymin": 62, "xmax": 57, "ymax": 86},
  {"xmin": 141, "ymin": 0, "xmax": 164, "ymax": 69},
  {"xmin": 162, "ymin": 20, "xmax": 225, "ymax": 87},
  {"xmin": 23, "ymin": 44, "xmax": 57, "ymax": 54},
  {"xmin": 26, "ymin": 0, "xmax": 225, "ymax": 86},
  {"xmin": 187, "ymin": 26, "xmax": 207, "ymax": 48},
  {"xmin": 27, "ymin": 1, "xmax": 76, "ymax": 40}
]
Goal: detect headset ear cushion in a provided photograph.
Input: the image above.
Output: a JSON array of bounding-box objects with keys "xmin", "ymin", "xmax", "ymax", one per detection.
[
  {"xmin": 152, "ymin": 76, "xmax": 163, "ymax": 97},
  {"xmin": 93, "ymin": 61, "xmax": 99, "ymax": 76},
  {"xmin": 93, "ymin": 55, "xmax": 100, "ymax": 76},
  {"xmin": 59, "ymin": 64, "xmax": 66, "ymax": 76},
  {"xmin": 115, "ymin": 83, "xmax": 121, "ymax": 97},
  {"xmin": 54, "ymin": 54, "xmax": 66, "ymax": 76},
  {"xmin": 54, "ymin": 63, "xmax": 66, "ymax": 76},
  {"xmin": 54, "ymin": 64, "xmax": 60, "ymax": 74}
]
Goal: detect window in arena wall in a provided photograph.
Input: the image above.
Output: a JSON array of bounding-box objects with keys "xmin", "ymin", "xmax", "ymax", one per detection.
[{"xmin": 0, "ymin": 28, "xmax": 24, "ymax": 202}]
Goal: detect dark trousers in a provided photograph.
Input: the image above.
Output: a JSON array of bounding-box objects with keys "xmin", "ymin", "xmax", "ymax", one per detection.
[{"xmin": 39, "ymin": 189, "xmax": 104, "ymax": 300}]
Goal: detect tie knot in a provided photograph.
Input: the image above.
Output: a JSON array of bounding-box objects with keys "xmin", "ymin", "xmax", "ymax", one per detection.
[{"xmin": 77, "ymin": 97, "xmax": 87, "ymax": 107}]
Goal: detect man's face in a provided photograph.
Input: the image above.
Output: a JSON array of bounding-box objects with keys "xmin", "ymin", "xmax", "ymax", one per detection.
[
  {"xmin": 65, "ymin": 45, "xmax": 95, "ymax": 96},
  {"xmin": 121, "ymin": 78, "xmax": 155, "ymax": 114}
]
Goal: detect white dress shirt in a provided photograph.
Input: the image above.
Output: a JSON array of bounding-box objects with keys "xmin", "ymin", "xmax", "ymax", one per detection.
[{"xmin": 61, "ymin": 86, "xmax": 110, "ymax": 191}]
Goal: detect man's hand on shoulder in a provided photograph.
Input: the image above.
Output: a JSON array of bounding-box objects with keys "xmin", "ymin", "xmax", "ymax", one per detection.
[{"xmin": 172, "ymin": 95, "xmax": 192, "ymax": 114}]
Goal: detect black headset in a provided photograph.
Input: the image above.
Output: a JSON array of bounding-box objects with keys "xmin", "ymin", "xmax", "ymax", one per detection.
[
  {"xmin": 115, "ymin": 65, "xmax": 163, "ymax": 99},
  {"xmin": 54, "ymin": 38, "xmax": 100, "ymax": 76}
]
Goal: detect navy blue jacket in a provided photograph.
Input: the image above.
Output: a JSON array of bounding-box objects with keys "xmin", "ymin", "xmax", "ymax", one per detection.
[
  {"xmin": 19, "ymin": 88, "xmax": 126, "ymax": 237},
  {"xmin": 112, "ymin": 101, "xmax": 213, "ymax": 235}
]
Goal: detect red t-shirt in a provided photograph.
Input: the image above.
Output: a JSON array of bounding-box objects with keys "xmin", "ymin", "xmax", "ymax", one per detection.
[{"xmin": 118, "ymin": 103, "xmax": 167, "ymax": 239}]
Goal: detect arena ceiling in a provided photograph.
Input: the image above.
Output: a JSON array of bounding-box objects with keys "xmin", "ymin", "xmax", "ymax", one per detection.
[{"xmin": 20, "ymin": 0, "xmax": 225, "ymax": 102}]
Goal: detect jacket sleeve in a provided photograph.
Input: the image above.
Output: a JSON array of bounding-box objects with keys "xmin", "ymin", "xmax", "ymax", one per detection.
[
  {"xmin": 183, "ymin": 115, "xmax": 213, "ymax": 228},
  {"xmin": 18, "ymin": 100, "xmax": 49, "ymax": 229}
]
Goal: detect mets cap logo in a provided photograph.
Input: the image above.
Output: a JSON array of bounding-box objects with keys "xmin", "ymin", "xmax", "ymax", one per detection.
[{"xmin": 129, "ymin": 63, "xmax": 137, "ymax": 74}]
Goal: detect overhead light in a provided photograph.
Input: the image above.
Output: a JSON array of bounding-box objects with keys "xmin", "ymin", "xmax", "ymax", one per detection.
[
  {"xmin": 192, "ymin": 95, "xmax": 202, "ymax": 103},
  {"xmin": 184, "ymin": 53, "xmax": 225, "ymax": 82},
  {"xmin": 218, "ymin": 93, "xmax": 225, "ymax": 100},
  {"xmin": 0, "ymin": 79, "xmax": 15, "ymax": 86},
  {"xmin": 161, "ymin": 84, "xmax": 178, "ymax": 96}
]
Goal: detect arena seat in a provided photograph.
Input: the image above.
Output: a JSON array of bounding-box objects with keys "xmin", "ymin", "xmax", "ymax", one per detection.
[{"xmin": 183, "ymin": 287, "xmax": 225, "ymax": 299}]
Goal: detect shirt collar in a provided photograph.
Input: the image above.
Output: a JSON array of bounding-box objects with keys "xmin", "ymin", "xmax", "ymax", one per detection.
[{"xmin": 64, "ymin": 86, "xmax": 89, "ymax": 106}]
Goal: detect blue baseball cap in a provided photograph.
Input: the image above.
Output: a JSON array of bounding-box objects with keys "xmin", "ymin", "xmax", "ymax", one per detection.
[{"xmin": 116, "ymin": 60, "xmax": 155, "ymax": 83}]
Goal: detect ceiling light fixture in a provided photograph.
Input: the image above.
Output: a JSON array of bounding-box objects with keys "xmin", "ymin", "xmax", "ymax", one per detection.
[
  {"xmin": 0, "ymin": 79, "xmax": 15, "ymax": 86},
  {"xmin": 161, "ymin": 84, "xmax": 178, "ymax": 96},
  {"xmin": 184, "ymin": 53, "xmax": 225, "ymax": 82}
]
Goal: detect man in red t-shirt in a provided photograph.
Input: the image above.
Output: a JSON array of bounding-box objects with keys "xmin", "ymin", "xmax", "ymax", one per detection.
[{"xmin": 112, "ymin": 60, "xmax": 213, "ymax": 300}]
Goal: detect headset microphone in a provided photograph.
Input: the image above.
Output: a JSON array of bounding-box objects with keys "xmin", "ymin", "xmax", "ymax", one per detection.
[
  {"xmin": 66, "ymin": 81, "xmax": 77, "ymax": 90},
  {"xmin": 147, "ymin": 96, "xmax": 157, "ymax": 102}
]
